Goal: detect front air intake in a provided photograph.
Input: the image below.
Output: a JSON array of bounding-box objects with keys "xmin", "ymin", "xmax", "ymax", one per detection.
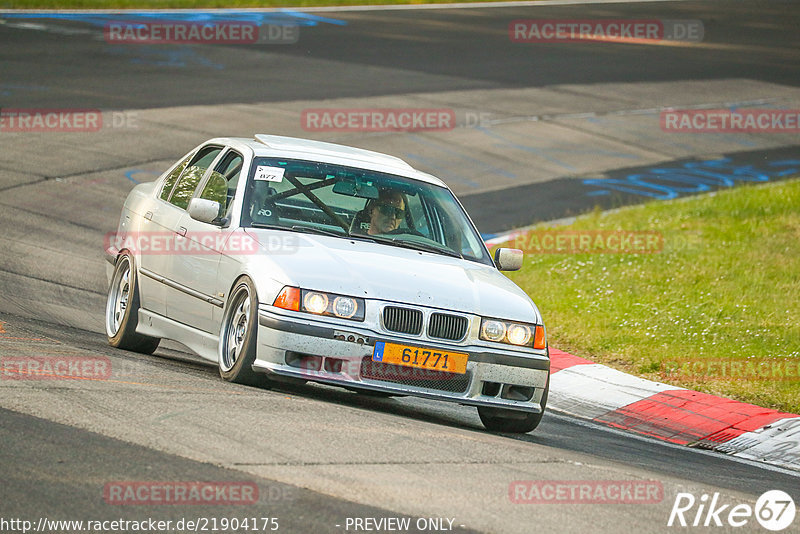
[
  {"xmin": 382, "ymin": 306, "xmax": 423, "ymax": 335},
  {"xmin": 428, "ymin": 313, "xmax": 468, "ymax": 341}
]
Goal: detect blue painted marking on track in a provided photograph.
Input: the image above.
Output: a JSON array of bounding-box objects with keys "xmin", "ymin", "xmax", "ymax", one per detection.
[
  {"xmin": 769, "ymin": 160, "xmax": 800, "ymax": 176},
  {"xmin": 2, "ymin": 11, "xmax": 346, "ymax": 69},
  {"xmin": 583, "ymin": 157, "xmax": 799, "ymax": 199},
  {"xmin": 0, "ymin": 10, "xmax": 347, "ymax": 27},
  {"xmin": 124, "ymin": 169, "xmax": 159, "ymax": 185}
]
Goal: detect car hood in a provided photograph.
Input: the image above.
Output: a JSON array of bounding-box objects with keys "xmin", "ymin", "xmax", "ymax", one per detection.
[{"xmin": 243, "ymin": 229, "xmax": 541, "ymax": 323}]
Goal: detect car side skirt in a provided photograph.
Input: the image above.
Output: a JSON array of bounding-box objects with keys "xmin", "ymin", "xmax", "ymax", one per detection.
[{"xmin": 137, "ymin": 309, "xmax": 219, "ymax": 362}]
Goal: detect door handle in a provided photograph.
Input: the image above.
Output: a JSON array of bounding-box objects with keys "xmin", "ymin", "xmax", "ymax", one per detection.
[
  {"xmin": 144, "ymin": 211, "xmax": 153, "ymax": 221},
  {"xmin": 177, "ymin": 227, "xmax": 187, "ymax": 237}
]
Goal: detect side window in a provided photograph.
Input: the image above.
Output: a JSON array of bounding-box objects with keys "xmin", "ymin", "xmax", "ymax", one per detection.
[
  {"xmin": 169, "ymin": 146, "xmax": 222, "ymax": 210},
  {"xmin": 159, "ymin": 155, "xmax": 191, "ymax": 201}
]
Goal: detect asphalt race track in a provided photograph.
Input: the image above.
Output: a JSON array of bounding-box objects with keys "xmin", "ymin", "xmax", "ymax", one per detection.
[{"xmin": 1, "ymin": 1, "xmax": 799, "ymax": 533}]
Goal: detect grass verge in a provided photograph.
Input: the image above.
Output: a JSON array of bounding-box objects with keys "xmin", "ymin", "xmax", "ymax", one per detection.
[
  {"xmin": 502, "ymin": 179, "xmax": 800, "ymax": 414},
  {"xmin": 2, "ymin": 0, "xmax": 522, "ymax": 9}
]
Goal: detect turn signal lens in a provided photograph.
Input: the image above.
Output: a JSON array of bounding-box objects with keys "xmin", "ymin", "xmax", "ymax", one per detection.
[
  {"xmin": 273, "ymin": 286, "xmax": 301, "ymax": 311},
  {"xmin": 533, "ymin": 325, "xmax": 547, "ymax": 349}
]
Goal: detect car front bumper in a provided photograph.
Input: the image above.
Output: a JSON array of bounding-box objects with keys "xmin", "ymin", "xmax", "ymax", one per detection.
[{"xmin": 253, "ymin": 307, "xmax": 550, "ymax": 413}]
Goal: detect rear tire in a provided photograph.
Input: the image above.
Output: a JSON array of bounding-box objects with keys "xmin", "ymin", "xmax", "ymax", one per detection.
[
  {"xmin": 218, "ymin": 277, "xmax": 265, "ymax": 387},
  {"xmin": 478, "ymin": 376, "xmax": 549, "ymax": 433},
  {"xmin": 105, "ymin": 253, "xmax": 160, "ymax": 354}
]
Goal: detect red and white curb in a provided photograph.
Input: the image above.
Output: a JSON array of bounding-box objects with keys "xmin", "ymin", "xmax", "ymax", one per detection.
[
  {"xmin": 484, "ymin": 232, "xmax": 800, "ymax": 471},
  {"xmin": 547, "ymin": 348, "xmax": 800, "ymax": 472}
]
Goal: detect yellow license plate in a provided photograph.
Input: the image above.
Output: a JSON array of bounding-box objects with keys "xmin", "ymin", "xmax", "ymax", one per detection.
[{"xmin": 372, "ymin": 341, "xmax": 468, "ymax": 374}]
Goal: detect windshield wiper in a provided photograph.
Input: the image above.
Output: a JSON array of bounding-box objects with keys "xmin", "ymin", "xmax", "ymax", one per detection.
[
  {"xmin": 250, "ymin": 222, "xmax": 284, "ymax": 230},
  {"xmin": 290, "ymin": 225, "xmax": 347, "ymax": 238},
  {"xmin": 359, "ymin": 234, "xmax": 462, "ymax": 259},
  {"xmin": 392, "ymin": 239, "xmax": 463, "ymax": 259},
  {"xmin": 251, "ymin": 223, "xmax": 346, "ymax": 239}
]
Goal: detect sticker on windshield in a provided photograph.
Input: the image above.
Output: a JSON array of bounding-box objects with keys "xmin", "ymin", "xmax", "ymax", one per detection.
[{"xmin": 254, "ymin": 166, "xmax": 285, "ymax": 182}]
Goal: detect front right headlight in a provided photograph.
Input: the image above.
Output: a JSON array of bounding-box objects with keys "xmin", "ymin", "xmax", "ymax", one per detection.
[{"xmin": 480, "ymin": 318, "xmax": 546, "ymax": 349}]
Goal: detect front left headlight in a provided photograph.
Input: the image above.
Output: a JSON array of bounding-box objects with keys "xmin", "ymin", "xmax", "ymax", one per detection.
[
  {"xmin": 480, "ymin": 318, "xmax": 546, "ymax": 349},
  {"xmin": 273, "ymin": 286, "xmax": 365, "ymax": 321}
]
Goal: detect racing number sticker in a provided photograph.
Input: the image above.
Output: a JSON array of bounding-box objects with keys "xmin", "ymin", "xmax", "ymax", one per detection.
[{"xmin": 254, "ymin": 166, "xmax": 285, "ymax": 182}]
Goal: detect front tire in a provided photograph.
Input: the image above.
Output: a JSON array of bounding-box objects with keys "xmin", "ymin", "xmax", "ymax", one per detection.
[
  {"xmin": 477, "ymin": 376, "xmax": 549, "ymax": 433},
  {"xmin": 218, "ymin": 277, "xmax": 264, "ymax": 386},
  {"xmin": 105, "ymin": 253, "xmax": 160, "ymax": 354}
]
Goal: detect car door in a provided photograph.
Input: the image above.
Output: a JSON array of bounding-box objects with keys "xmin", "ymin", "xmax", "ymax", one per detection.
[
  {"xmin": 136, "ymin": 150, "xmax": 195, "ymax": 316},
  {"xmin": 143, "ymin": 145, "xmax": 223, "ymax": 321},
  {"xmin": 166, "ymin": 148, "xmax": 246, "ymax": 334}
]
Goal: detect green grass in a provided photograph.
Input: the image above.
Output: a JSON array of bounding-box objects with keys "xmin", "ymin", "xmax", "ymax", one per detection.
[
  {"xmin": 502, "ymin": 179, "xmax": 800, "ymax": 414},
  {"xmin": 2, "ymin": 0, "xmax": 523, "ymax": 9}
]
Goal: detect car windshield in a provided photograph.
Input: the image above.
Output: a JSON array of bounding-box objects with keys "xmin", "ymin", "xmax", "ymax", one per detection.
[{"xmin": 240, "ymin": 157, "xmax": 492, "ymax": 265}]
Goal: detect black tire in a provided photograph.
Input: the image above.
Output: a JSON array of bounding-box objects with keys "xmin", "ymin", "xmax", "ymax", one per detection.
[
  {"xmin": 105, "ymin": 253, "xmax": 160, "ymax": 354},
  {"xmin": 218, "ymin": 277, "xmax": 265, "ymax": 386},
  {"xmin": 478, "ymin": 376, "xmax": 549, "ymax": 433}
]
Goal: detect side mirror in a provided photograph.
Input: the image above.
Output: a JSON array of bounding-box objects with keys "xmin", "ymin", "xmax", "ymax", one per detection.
[
  {"xmin": 494, "ymin": 248, "xmax": 523, "ymax": 271},
  {"xmin": 188, "ymin": 198, "xmax": 221, "ymax": 224}
]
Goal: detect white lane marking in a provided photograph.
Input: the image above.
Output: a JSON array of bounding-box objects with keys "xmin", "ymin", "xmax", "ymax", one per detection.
[{"xmin": 1, "ymin": 21, "xmax": 94, "ymax": 35}]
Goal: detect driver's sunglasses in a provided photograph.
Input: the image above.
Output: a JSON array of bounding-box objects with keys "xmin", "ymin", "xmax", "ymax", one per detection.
[{"xmin": 376, "ymin": 203, "xmax": 405, "ymax": 219}]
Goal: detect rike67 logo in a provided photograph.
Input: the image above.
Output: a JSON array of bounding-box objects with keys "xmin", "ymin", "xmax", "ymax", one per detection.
[{"xmin": 668, "ymin": 490, "xmax": 796, "ymax": 531}]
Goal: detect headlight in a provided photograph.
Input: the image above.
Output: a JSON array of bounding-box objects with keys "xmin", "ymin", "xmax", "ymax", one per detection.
[
  {"xmin": 332, "ymin": 296, "xmax": 357, "ymax": 319},
  {"xmin": 480, "ymin": 318, "xmax": 546, "ymax": 349},
  {"xmin": 480, "ymin": 319, "xmax": 506, "ymax": 342},
  {"xmin": 303, "ymin": 292, "xmax": 329, "ymax": 314},
  {"xmin": 273, "ymin": 286, "xmax": 365, "ymax": 321},
  {"xmin": 507, "ymin": 324, "xmax": 532, "ymax": 346}
]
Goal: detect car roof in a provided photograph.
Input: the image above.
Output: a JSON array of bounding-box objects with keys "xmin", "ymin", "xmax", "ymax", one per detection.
[{"xmin": 214, "ymin": 135, "xmax": 447, "ymax": 188}]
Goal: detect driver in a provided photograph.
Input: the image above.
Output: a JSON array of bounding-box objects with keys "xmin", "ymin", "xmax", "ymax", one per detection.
[{"xmin": 367, "ymin": 189, "xmax": 406, "ymax": 235}]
